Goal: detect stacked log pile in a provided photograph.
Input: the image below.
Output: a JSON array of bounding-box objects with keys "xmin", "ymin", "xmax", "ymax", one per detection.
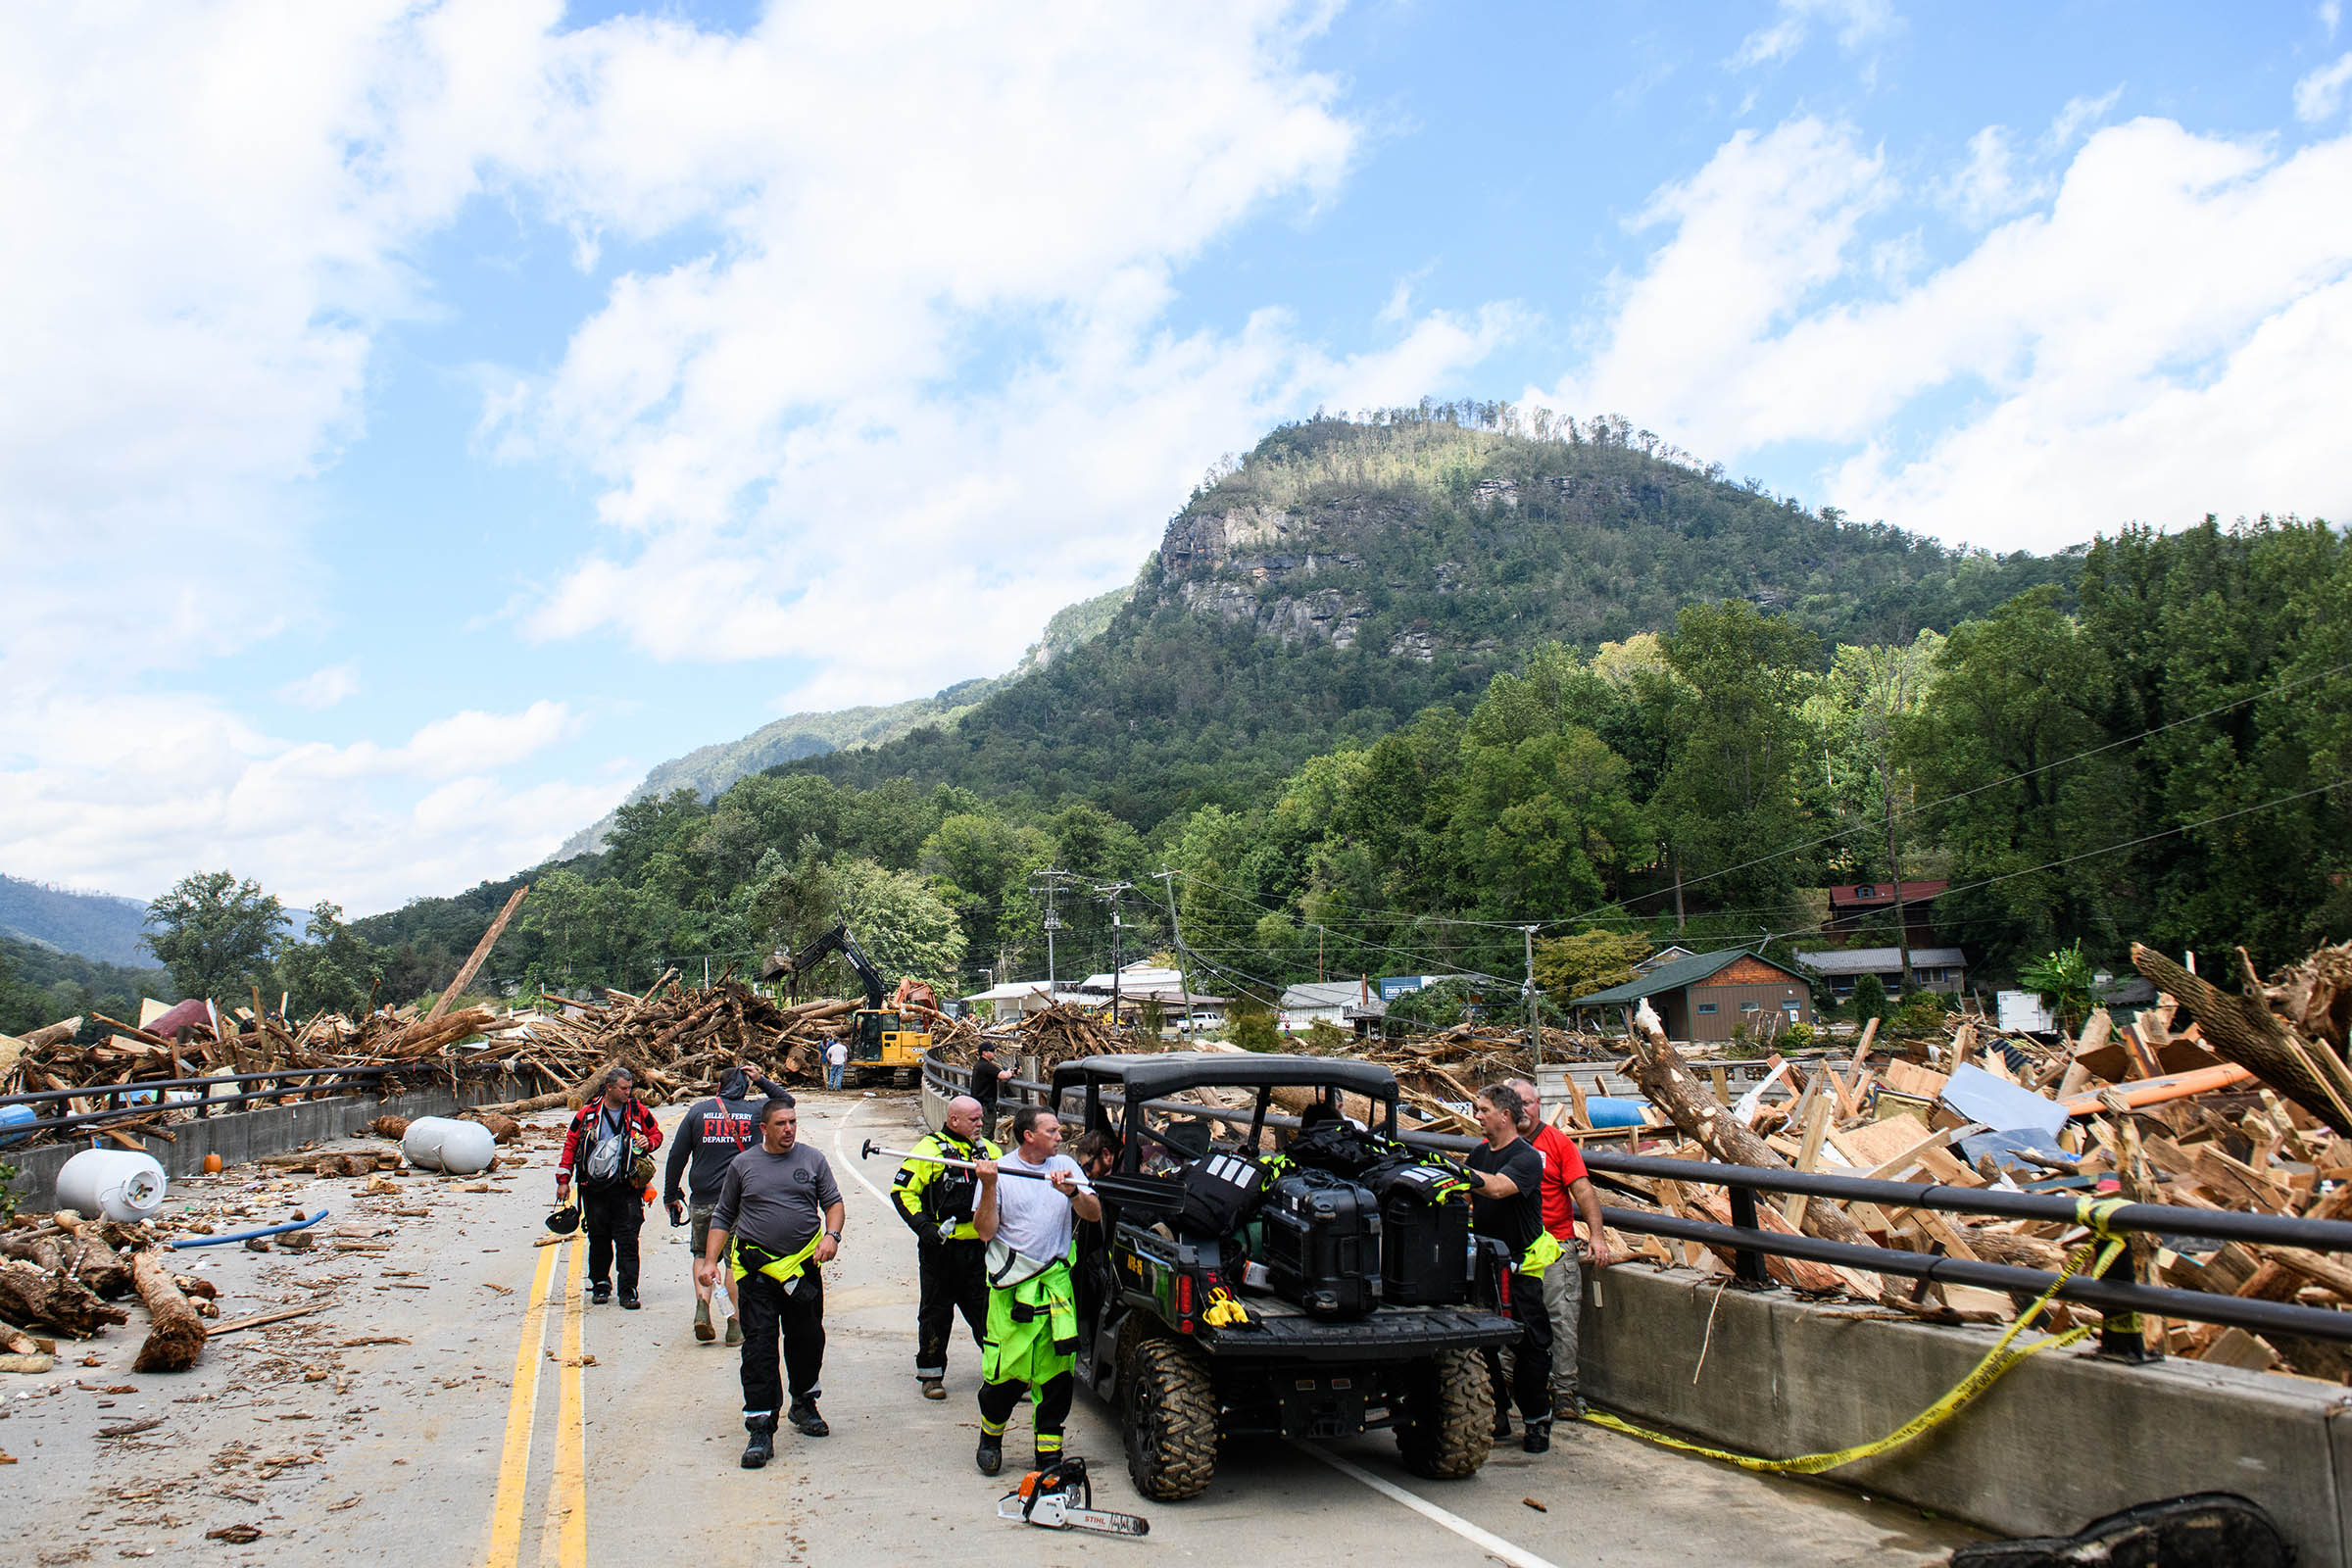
[
  {"xmin": 477, "ymin": 977, "xmax": 862, "ymax": 1112},
  {"xmin": 1578, "ymin": 939, "xmax": 2352, "ymax": 1380}
]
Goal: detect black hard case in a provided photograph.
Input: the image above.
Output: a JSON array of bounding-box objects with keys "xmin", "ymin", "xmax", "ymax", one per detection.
[
  {"xmin": 1371, "ymin": 1162, "xmax": 1471, "ymax": 1306},
  {"xmin": 1261, "ymin": 1169, "xmax": 1382, "ymax": 1319}
]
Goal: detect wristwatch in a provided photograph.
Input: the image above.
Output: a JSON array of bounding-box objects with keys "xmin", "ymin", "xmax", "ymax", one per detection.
[{"xmin": 824, "ymin": 1229, "xmax": 843, "ymax": 1241}]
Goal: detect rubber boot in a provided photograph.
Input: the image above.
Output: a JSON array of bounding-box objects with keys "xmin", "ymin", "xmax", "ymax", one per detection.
[
  {"xmin": 724, "ymin": 1314, "xmax": 742, "ymax": 1347},
  {"xmin": 975, "ymin": 1432, "xmax": 1004, "ymax": 1476},
  {"xmin": 694, "ymin": 1296, "xmax": 714, "ymax": 1343},
  {"xmin": 919, "ymin": 1378, "xmax": 946, "ymax": 1401},
  {"xmin": 741, "ymin": 1414, "xmax": 777, "ymax": 1469}
]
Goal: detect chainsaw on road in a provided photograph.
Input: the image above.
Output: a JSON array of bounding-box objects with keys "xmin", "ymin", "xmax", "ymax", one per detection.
[{"xmin": 996, "ymin": 1457, "xmax": 1150, "ymax": 1537}]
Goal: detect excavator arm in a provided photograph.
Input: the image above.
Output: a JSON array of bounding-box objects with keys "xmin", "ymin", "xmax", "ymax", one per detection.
[{"xmin": 783, "ymin": 922, "xmax": 888, "ymax": 1009}]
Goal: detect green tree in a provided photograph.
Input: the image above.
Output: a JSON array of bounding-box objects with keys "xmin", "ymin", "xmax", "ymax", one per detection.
[
  {"xmin": 1655, "ymin": 601, "xmax": 1821, "ymax": 919},
  {"xmin": 144, "ymin": 871, "xmax": 286, "ymax": 1002},
  {"xmin": 1850, "ymin": 972, "xmax": 1888, "ymax": 1023},
  {"xmin": 828, "ymin": 858, "xmax": 968, "ymax": 993},
  {"xmin": 275, "ymin": 902, "xmax": 381, "ymax": 1017},
  {"xmin": 1534, "ymin": 928, "xmax": 1652, "ymax": 1006},
  {"xmin": 2018, "ymin": 942, "xmax": 2096, "ymax": 1034}
]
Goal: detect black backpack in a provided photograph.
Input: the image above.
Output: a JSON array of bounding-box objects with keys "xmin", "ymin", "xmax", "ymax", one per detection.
[
  {"xmin": 1176, "ymin": 1152, "xmax": 1268, "ymax": 1238},
  {"xmin": 1287, "ymin": 1120, "xmax": 1397, "ymax": 1179}
]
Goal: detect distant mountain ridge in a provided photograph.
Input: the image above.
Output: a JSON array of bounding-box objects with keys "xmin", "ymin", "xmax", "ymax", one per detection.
[
  {"xmin": 763, "ymin": 410, "xmax": 2078, "ymax": 823},
  {"xmin": 0, "ymin": 873, "xmax": 154, "ymax": 967},
  {"xmin": 554, "ymin": 581, "xmax": 1135, "ymax": 858}
]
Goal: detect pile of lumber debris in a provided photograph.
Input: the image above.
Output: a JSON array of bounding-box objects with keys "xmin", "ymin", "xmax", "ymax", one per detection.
[{"xmin": 1578, "ymin": 939, "xmax": 2352, "ymax": 1380}]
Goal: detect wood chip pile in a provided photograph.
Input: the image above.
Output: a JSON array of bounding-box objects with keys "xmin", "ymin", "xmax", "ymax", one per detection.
[{"xmin": 1579, "ymin": 938, "xmax": 2352, "ymax": 1381}]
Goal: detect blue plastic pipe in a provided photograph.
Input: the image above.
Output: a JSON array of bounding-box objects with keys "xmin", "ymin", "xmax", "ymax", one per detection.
[{"xmin": 169, "ymin": 1207, "xmax": 331, "ymax": 1250}]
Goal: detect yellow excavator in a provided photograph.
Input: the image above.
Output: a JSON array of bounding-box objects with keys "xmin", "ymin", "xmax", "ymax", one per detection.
[{"xmin": 775, "ymin": 923, "xmax": 932, "ymax": 1077}]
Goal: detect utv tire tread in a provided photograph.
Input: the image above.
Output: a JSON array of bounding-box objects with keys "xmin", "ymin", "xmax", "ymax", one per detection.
[
  {"xmin": 1125, "ymin": 1335, "xmax": 1217, "ymax": 1500},
  {"xmin": 1396, "ymin": 1348, "xmax": 1494, "ymax": 1480}
]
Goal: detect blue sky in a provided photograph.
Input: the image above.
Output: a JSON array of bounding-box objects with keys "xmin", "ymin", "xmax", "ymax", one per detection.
[{"xmin": 5, "ymin": 0, "xmax": 2350, "ymax": 914}]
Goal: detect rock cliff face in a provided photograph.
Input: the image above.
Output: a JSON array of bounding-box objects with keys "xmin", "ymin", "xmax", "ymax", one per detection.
[{"xmin": 1158, "ymin": 497, "xmax": 1394, "ymax": 655}]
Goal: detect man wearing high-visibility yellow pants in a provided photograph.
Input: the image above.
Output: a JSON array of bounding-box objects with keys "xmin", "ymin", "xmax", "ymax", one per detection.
[
  {"xmin": 1464, "ymin": 1083, "xmax": 1557, "ymax": 1453},
  {"xmin": 970, "ymin": 1105, "xmax": 1101, "ymax": 1477}
]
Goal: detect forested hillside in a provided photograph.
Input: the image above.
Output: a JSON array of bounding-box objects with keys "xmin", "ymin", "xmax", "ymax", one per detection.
[
  {"xmin": 0, "ymin": 874, "xmax": 155, "ymax": 966},
  {"xmin": 0, "ymin": 932, "xmax": 173, "ymax": 1038},
  {"xmin": 555, "ymin": 583, "xmax": 1136, "ymax": 859},
  {"xmin": 312, "ymin": 408, "xmax": 2348, "ymax": 1019}
]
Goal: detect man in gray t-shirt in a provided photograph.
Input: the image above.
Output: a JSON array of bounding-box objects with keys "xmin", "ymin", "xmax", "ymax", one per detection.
[{"xmin": 700, "ymin": 1101, "xmax": 846, "ymax": 1468}]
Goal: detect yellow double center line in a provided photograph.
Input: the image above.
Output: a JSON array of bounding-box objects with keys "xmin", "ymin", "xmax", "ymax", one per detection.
[{"xmin": 484, "ymin": 1238, "xmax": 589, "ymax": 1567}]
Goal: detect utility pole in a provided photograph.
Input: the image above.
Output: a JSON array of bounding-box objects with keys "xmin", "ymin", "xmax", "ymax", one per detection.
[
  {"xmin": 1029, "ymin": 867, "xmax": 1072, "ymax": 994},
  {"xmin": 1672, "ymin": 850, "xmax": 1687, "ymax": 934},
  {"xmin": 1522, "ymin": 925, "xmax": 1542, "ymax": 1070},
  {"xmin": 1153, "ymin": 870, "xmax": 1194, "ymax": 1023},
  {"xmin": 1095, "ymin": 881, "xmax": 1134, "ymax": 1027},
  {"xmin": 1317, "ymin": 924, "xmax": 1325, "ymax": 982}
]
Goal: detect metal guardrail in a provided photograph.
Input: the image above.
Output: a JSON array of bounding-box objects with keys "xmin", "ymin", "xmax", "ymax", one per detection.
[
  {"xmin": 920, "ymin": 1049, "xmax": 2352, "ymax": 1348},
  {"xmin": 0, "ymin": 1065, "xmax": 404, "ymax": 1139}
]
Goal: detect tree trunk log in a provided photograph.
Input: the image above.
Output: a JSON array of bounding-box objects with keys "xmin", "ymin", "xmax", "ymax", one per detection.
[
  {"xmin": 0, "ymin": 1258, "xmax": 130, "ymax": 1338},
  {"xmin": 2132, "ymin": 944, "xmax": 2352, "ymax": 1137},
  {"xmin": 1624, "ymin": 1000, "xmax": 1874, "ymax": 1250},
  {"xmin": 129, "ymin": 1250, "xmax": 208, "ymax": 1372}
]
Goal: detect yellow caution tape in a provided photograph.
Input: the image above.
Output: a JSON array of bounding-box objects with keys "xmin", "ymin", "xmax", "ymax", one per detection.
[{"xmin": 1582, "ymin": 1197, "xmax": 2132, "ymax": 1474}]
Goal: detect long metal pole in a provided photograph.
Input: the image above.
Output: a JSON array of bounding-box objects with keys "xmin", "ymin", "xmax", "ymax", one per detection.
[{"xmin": 1523, "ymin": 924, "xmax": 1542, "ymax": 1070}]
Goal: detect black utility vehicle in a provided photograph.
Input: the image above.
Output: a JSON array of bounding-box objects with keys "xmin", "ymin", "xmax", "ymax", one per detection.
[{"xmin": 1052, "ymin": 1053, "xmax": 1523, "ymax": 1500}]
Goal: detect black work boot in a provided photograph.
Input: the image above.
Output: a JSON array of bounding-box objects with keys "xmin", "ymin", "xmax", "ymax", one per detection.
[
  {"xmin": 591, "ymin": 1281, "xmax": 612, "ymax": 1304},
  {"xmin": 787, "ymin": 1396, "xmax": 829, "ymax": 1437},
  {"xmin": 741, "ymin": 1414, "xmax": 776, "ymax": 1469},
  {"xmin": 1492, "ymin": 1408, "xmax": 1513, "ymax": 1442},
  {"xmin": 1522, "ymin": 1418, "xmax": 1552, "ymax": 1454},
  {"xmin": 975, "ymin": 1432, "xmax": 1004, "ymax": 1476},
  {"xmin": 618, "ymin": 1290, "xmax": 641, "ymax": 1310}
]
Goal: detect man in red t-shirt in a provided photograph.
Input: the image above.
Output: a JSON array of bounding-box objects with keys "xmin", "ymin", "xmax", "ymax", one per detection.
[{"xmin": 1509, "ymin": 1078, "xmax": 1609, "ymax": 1419}]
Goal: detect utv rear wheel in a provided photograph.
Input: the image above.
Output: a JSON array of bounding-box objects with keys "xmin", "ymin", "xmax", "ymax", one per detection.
[
  {"xmin": 1395, "ymin": 1348, "xmax": 1494, "ymax": 1479},
  {"xmin": 1124, "ymin": 1336, "xmax": 1217, "ymax": 1500}
]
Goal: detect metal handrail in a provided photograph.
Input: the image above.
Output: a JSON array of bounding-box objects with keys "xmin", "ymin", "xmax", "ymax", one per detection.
[{"xmin": 0, "ymin": 1066, "xmax": 398, "ymax": 1109}]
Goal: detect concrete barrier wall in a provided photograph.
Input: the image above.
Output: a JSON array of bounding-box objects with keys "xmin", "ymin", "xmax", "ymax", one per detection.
[
  {"xmin": 1580, "ymin": 1263, "xmax": 2352, "ymax": 1565},
  {"xmin": 3, "ymin": 1073, "xmax": 521, "ymax": 1211}
]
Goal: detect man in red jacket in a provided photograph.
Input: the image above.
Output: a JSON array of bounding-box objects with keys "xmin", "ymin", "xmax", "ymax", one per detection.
[
  {"xmin": 1508, "ymin": 1077, "xmax": 1609, "ymax": 1419},
  {"xmin": 557, "ymin": 1067, "xmax": 663, "ymax": 1308}
]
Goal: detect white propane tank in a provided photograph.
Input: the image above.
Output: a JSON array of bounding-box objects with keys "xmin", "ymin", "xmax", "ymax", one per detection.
[
  {"xmin": 55, "ymin": 1149, "xmax": 169, "ymax": 1222},
  {"xmin": 402, "ymin": 1115, "xmax": 498, "ymax": 1175}
]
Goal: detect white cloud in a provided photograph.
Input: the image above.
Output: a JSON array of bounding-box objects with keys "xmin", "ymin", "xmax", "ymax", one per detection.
[
  {"xmin": 481, "ymin": 3, "xmax": 1512, "ymax": 693},
  {"xmin": 0, "ymin": 694, "xmax": 605, "ymax": 910},
  {"xmin": 2296, "ymin": 51, "xmax": 2352, "ymax": 122},
  {"xmin": 279, "ymin": 665, "xmax": 360, "ymax": 710},
  {"xmin": 1731, "ymin": 0, "xmax": 1898, "ymax": 70},
  {"xmin": 1539, "ymin": 115, "xmax": 2352, "ymax": 552},
  {"xmin": 1941, "ymin": 126, "xmax": 2049, "ymax": 224},
  {"xmin": 2045, "ymin": 86, "xmax": 2124, "ymax": 150},
  {"xmin": 2, "ymin": 2, "xmax": 1508, "ymax": 907},
  {"xmin": 2325, "ymin": 3, "xmax": 2342, "ymax": 40}
]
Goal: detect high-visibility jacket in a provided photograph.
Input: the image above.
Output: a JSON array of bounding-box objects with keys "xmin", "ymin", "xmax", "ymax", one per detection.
[{"xmin": 892, "ymin": 1131, "xmax": 1002, "ymax": 1242}]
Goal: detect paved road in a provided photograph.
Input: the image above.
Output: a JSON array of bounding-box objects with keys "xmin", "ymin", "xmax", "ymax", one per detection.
[{"xmin": 1, "ymin": 1093, "xmax": 1979, "ymax": 1565}]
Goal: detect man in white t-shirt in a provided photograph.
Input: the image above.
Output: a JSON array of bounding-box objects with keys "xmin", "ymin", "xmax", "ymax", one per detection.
[
  {"xmin": 824, "ymin": 1038, "xmax": 849, "ymax": 1092},
  {"xmin": 970, "ymin": 1105, "xmax": 1100, "ymax": 1476}
]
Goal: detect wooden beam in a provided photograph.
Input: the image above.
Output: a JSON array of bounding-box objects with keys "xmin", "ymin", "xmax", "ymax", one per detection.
[{"xmin": 427, "ymin": 885, "xmax": 529, "ymax": 1021}]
